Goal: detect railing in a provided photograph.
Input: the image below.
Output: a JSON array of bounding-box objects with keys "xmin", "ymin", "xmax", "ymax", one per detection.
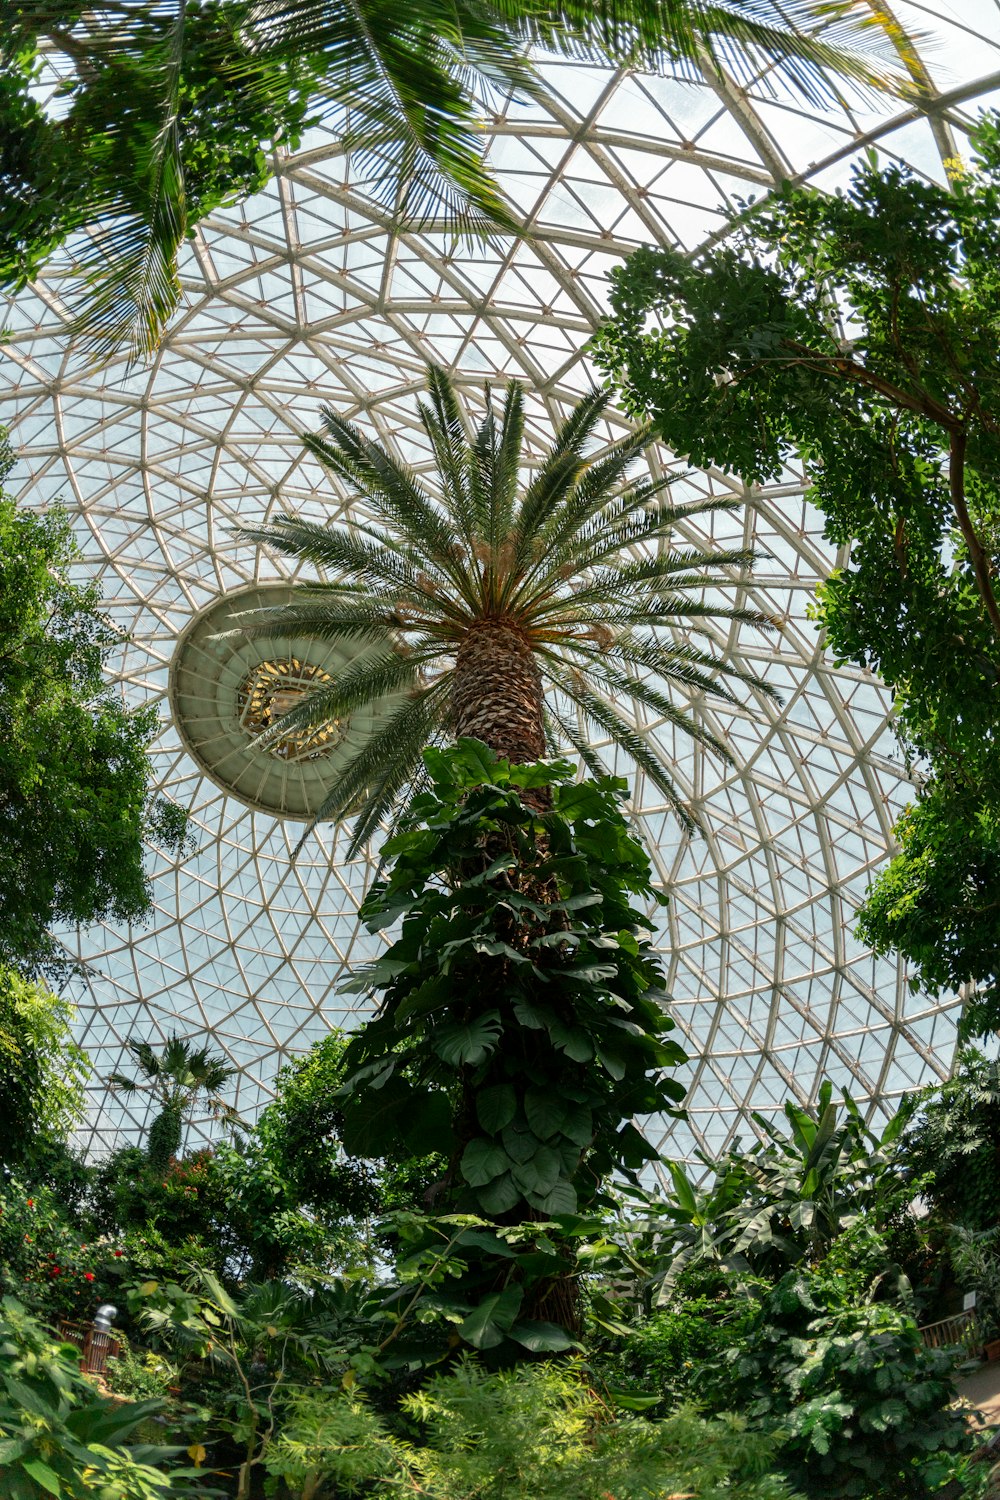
[
  {"xmin": 57, "ymin": 1319, "xmax": 121, "ymax": 1377},
  {"xmin": 918, "ymin": 1310, "xmax": 980, "ymax": 1354}
]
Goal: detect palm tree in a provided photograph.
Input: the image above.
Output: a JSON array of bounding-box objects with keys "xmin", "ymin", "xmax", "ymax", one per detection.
[
  {"xmin": 108, "ymin": 1034, "xmax": 240, "ymax": 1168},
  {"xmin": 236, "ymin": 364, "xmax": 779, "ymax": 850},
  {"xmin": 7, "ymin": 0, "xmax": 903, "ymax": 360}
]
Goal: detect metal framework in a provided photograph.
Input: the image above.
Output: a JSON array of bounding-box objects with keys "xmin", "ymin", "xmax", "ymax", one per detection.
[{"xmin": 2, "ymin": 0, "xmax": 998, "ymax": 1163}]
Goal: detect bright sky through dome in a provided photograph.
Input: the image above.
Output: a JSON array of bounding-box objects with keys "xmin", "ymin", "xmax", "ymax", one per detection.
[{"xmin": 1, "ymin": 1, "xmax": 997, "ymax": 1164}]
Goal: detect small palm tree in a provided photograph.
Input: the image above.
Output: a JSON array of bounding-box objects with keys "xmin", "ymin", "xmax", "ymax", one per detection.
[
  {"xmin": 108, "ymin": 1034, "xmax": 240, "ymax": 1168},
  {"xmin": 237, "ymin": 365, "xmax": 779, "ymax": 850}
]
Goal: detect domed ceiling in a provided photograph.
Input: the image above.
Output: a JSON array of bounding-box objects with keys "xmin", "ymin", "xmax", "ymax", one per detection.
[{"xmin": 2, "ymin": 1, "xmax": 998, "ymax": 1163}]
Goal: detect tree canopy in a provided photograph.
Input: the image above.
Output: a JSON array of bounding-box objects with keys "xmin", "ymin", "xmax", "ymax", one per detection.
[
  {"xmin": 592, "ymin": 117, "xmax": 1000, "ymax": 1035},
  {"xmin": 0, "ymin": 967, "xmax": 91, "ymax": 1170},
  {"xmin": 237, "ymin": 363, "xmax": 777, "ymax": 851},
  {"xmin": 2, "ymin": 0, "xmax": 902, "ymax": 359},
  {"xmin": 0, "ymin": 437, "xmax": 189, "ymax": 975}
]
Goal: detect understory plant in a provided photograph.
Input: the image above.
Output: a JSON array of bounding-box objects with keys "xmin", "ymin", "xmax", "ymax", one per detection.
[
  {"xmin": 336, "ymin": 740, "xmax": 686, "ymax": 1353},
  {"xmin": 0, "ymin": 1296, "xmax": 203, "ymax": 1500},
  {"xmin": 263, "ymin": 1355, "xmax": 803, "ymax": 1500},
  {"xmin": 721, "ymin": 1270, "xmax": 974, "ymax": 1500},
  {"xmin": 131, "ymin": 1269, "xmax": 380, "ymax": 1500}
]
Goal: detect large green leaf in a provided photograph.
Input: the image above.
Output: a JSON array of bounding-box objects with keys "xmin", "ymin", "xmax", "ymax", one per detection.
[
  {"xmin": 476, "ymin": 1083, "xmax": 517, "ymax": 1133},
  {"xmin": 536, "ymin": 1180, "xmax": 578, "ymax": 1215},
  {"xmin": 510, "ymin": 1144, "xmax": 562, "ymax": 1198},
  {"xmin": 21, "ymin": 1459, "xmax": 62, "ymax": 1496},
  {"xmin": 507, "ymin": 1319, "xmax": 577, "ymax": 1352},
  {"xmin": 476, "ymin": 1172, "xmax": 521, "ymax": 1215},
  {"xmin": 502, "ymin": 1121, "xmax": 540, "ymax": 1165},
  {"xmin": 459, "ymin": 1286, "xmax": 523, "ymax": 1349},
  {"xmin": 340, "ymin": 1071, "xmax": 414, "ymax": 1156},
  {"xmin": 461, "ymin": 1138, "xmax": 512, "ymax": 1187},
  {"xmin": 524, "ymin": 1088, "xmax": 567, "ymax": 1140},
  {"xmin": 434, "ymin": 1012, "xmax": 501, "ymax": 1067}
]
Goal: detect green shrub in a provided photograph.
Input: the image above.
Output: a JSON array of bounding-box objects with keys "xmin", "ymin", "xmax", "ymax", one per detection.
[
  {"xmin": 265, "ymin": 1356, "xmax": 803, "ymax": 1499},
  {"xmin": 106, "ymin": 1339, "xmax": 180, "ymax": 1403},
  {"xmin": 0, "ymin": 1295, "xmax": 201, "ymax": 1499},
  {"xmin": 0, "ymin": 1178, "xmax": 123, "ymax": 1322},
  {"xmin": 594, "ymin": 1293, "xmax": 755, "ymax": 1408},
  {"xmin": 723, "ymin": 1270, "xmax": 975, "ymax": 1499}
]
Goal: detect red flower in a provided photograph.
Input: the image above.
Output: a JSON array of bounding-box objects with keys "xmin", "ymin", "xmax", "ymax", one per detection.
[
  {"xmin": 84, "ymin": 1272, "xmax": 95, "ymax": 1282},
  {"xmin": 26, "ymin": 1199, "xmax": 33, "ymax": 1208},
  {"xmin": 114, "ymin": 1250, "xmax": 123, "ymax": 1258}
]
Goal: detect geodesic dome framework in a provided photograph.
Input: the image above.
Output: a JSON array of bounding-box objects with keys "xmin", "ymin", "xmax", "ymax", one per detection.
[{"xmin": 2, "ymin": 2, "xmax": 999, "ymax": 1165}]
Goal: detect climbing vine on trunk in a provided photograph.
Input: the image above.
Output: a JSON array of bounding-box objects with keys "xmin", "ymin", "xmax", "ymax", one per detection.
[{"xmin": 337, "ymin": 740, "xmax": 686, "ymax": 1353}]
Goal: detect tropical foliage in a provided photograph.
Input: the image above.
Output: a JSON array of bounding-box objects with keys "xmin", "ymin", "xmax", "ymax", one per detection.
[
  {"xmin": 264, "ymin": 1358, "xmax": 804, "ymax": 1499},
  {"xmin": 0, "ymin": 437, "xmax": 189, "ymax": 975},
  {"xmin": 108, "ymin": 1035, "xmax": 239, "ymax": 1169},
  {"xmin": 3, "ymin": 1, "xmax": 903, "ymax": 358},
  {"xmin": 592, "ymin": 116, "xmax": 1000, "ymax": 1036},
  {"xmin": 0, "ymin": 970, "xmax": 91, "ymax": 1172},
  {"xmin": 239, "ymin": 364, "xmax": 778, "ymax": 850},
  {"xmin": 1, "ymin": 981, "xmax": 992, "ymax": 1497},
  {"xmin": 900, "ymin": 1048, "xmax": 1000, "ymax": 1232},
  {"xmin": 334, "ymin": 742, "xmax": 685, "ymax": 1348},
  {"xmin": 723, "ymin": 1271, "xmax": 974, "ymax": 1500},
  {"xmin": 0, "ymin": 1296, "xmax": 202, "ymax": 1500},
  {"xmin": 646, "ymin": 1083, "xmax": 914, "ymax": 1292}
]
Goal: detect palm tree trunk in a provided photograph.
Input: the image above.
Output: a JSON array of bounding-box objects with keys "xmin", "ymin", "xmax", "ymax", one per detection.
[{"xmin": 452, "ymin": 619, "xmax": 545, "ymax": 762}]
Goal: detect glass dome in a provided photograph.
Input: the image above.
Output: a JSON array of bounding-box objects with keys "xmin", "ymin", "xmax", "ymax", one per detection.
[{"xmin": 2, "ymin": 1, "xmax": 998, "ymax": 1162}]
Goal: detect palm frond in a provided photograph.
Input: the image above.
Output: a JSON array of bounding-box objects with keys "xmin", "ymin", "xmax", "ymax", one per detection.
[
  {"xmin": 222, "ymin": 598, "xmax": 401, "ymax": 644},
  {"xmin": 233, "ymin": 0, "xmax": 524, "ymax": 235},
  {"xmin": 529, "ymin": 430, "xmax": 659, "ymax": 557},
  {"xmin": 129, "ymin": 1038, "xmax": 164, "ymax": 1080},
  {"xmin": 106, "ymin": 1071, "xmax": 139, "ymax": 1095},
  {"xmin": 67, "ymin": 1, "xmax": 188, "ymax": 362},
  {"xmin": 237, "ymin": 514, "xmax": 421, "ymax": 593},
  {"xmin": 561, "ymin": 650, "xmax": 737, "ymax": 760},
  {"xmin": 530, "ymin": 550, "xmax": 760, "ymax": 620},
  {"xmin": 481, "ymin": 378, "xmax": 524, "ymax": 554},
  {"xmin": 574, "ymin": 632, "xmax": 780, "ymax": 703},
  {"xmin": 565, "ymin": 494, "xmax": 745, "ymax": 574},
  {"xmin": 547, "ymin": 670, "xmax": 705, "ymax": 835},
  {"xmin": 497, "ymin": 0, "xmax": 911, "ymax": 105},
  {"xmin": 301, "ymin": 680, "xmax": 451, "ymax": 856},
  {"xmin": 543, "ymin": 703, "xmax": 613, "ymax": 785},
  {"xmin": 248, "ymin": 645, "xmax": 422, "ymax": 752},
  {"xmin": 513, "ymin": 388, "xmax": 614, "ymax": 554},
  {"xmin": 419, "ymin": 366, "xmax": 477, "ymax": 542},
  {"xmin": 309, "ymin": 415, "xmax": 471, "ymax": 588}
]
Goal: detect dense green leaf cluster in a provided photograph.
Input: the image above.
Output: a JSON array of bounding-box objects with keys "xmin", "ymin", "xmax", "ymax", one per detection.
[
  {"xmin": 0, "ymin": 1296, "xmax": 203, "ymax": 1499},
  {"xmin": 642, "ymin": 1082, "xmax": 913, "ymax": 1295},
  {"xmin": 1, "ymin": 3, "xmax": 321, "ymax": 316},
  {"xmin": 593, "ymin": 118, "xmax": 1000, "ymax": 1032},
  {"xmin": 3, "ymin": 2, "xmax": 900, "ymax": 357},
  {"xmin": 265, "ymin": 1356, "xmax": 804, "ymax": 1500},
  {"xmin": 901, "ymin": 1048, "xmax": 1000, "ymax": 1232},
  {"xmin": 0, "ymin": 969, "xmax": 91, "ymax": 1170},
  {"xmin": 855, "ymin": 781, "xmax": 1000, "ymax": 1039},
  {"xmin": 0, "ymin": 443, "xmax": 189, "ymax": 974},
  {"xmin": 722, "ymin": 1272, "xmax": 973, "ymax": 1500},
  {"xmin": 338, "ymin": 742, "xmax": 685, "ymax": 1223}
]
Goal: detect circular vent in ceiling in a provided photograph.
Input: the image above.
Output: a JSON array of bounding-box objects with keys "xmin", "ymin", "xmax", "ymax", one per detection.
[{"xmin": 169, "ymin": 584, "xmax": 398, "ymax": 821}]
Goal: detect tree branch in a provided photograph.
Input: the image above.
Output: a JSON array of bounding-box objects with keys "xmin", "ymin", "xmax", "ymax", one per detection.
[{"xmin": 949, "ymin": 426, "xmax": 1000, "ymax": 640}]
